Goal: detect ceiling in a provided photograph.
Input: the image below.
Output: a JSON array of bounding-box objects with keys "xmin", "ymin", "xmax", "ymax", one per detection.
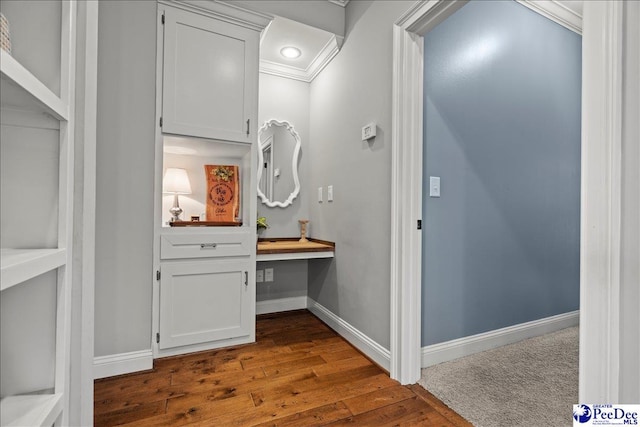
[
  {"xmin": 258, "ymin": 0, "xmax": 583, "ymax": 83},
  {"xmin": 259, "ymin": 16, "xmax": 341, "ymax": 83}
]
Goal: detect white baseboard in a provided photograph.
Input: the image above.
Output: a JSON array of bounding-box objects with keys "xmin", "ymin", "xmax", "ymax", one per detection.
[
  {"xmin": 307, "ymin": 297, "xmax": 390, "ymax": 371},
  {"xmin": 94, "ymin": 349, "xmax": 153, "ymax": 379},
  {"xmin": 421, "ymin": 310, "xmax": 579, "ymax": 368},
  {"xmin": 256, "ymin": 296, "xmax": 307, "ymax": 315}
]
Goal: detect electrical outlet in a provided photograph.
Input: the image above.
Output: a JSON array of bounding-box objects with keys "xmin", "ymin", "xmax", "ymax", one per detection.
[
  {"xmin": 264, "ymin": 268, "xmax": 274, "ymax": 282},
  {"xmin": 256, "ymin": 269, "xmax": 264, "ymax": 283}
]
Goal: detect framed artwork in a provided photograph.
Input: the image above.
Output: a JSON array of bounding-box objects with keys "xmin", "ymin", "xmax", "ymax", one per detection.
[{"xmin": 204, "ymin": 165, "xmax": 240, "ymax": 224}]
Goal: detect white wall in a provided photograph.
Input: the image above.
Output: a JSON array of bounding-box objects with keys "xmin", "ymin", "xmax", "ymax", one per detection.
[
  {"xmin": 256, "ymin": 73, "xmax": 311, "ymax": 304},
  {"xmin": 95, "ymin": 0, "xmax": 156, "ymax": 357},
  {"xmin": 258, "ymin": 73, "xmax": 310, "ymax": 238},
  {"xmin": 307, "ymin": 0, "xmax": 414, "ymax": 350}
]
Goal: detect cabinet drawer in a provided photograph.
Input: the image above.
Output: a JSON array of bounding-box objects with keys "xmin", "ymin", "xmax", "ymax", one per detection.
[{"xmin": 160, "ymin": 231, "xmax": 251, "ymax": 259}]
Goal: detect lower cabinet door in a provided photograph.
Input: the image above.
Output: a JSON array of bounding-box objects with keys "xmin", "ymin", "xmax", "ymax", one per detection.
[{"xmin": 159, "ymin": 259, "xmax": 251, "ymax": 349}]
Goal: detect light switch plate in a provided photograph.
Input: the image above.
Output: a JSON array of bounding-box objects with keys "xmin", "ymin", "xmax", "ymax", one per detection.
[
  {"xmin": 327, "ymin": 185, "xmax": 333, "ymax": 202},
  {"xmin": 264, "ymin": 268, "xmax": 274, "ymax": 282},
  {"xmin": 318, "ymin": 187, "xmax": 323, "ymax": 203},
  {"xmin": 256, "ymin": 269, "xmax": 264, "ymax": 283},
  {"xmin": 430, "ymin": 176, "xmax": 441, "ymax": 197}
]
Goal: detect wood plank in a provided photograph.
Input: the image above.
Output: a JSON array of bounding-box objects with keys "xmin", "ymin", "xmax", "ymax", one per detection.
[
  {"xmin": 312, "ymin": 356, "xmax": 373, "ymax": 377},
  {"xmin": 257, "ymin": 238, "xmax": 335, "ymax": 255},
  {"xmin": 117, "ymin": 393, "xmax": 255, "ymax": 427},
  {"xmin": 153, "ymin": 340, "xmax": 281, "ymax": 373},
  {"xmin": 94, "ymin": 371, "xmax": 172, "ymax": 403},
  {"xmin": 250, "ymin": 365, "xmax": 387, "ymax": 409},
  {"xmin": 94, "ymin": 310, "xmax": 467, "ymax": 427},
  {"xmin": 324, "ymin": 397, "xmax": 452, "ymax": 427},
  {"xmin": 262, "ymin": 355, "xmax": 327, "ymax": 376},
  {"xmin": 250, "ymin": 401, "xmax": 352, "ymax": 427},
  {"xmin": 164, "ymin": 368, "xmax": 317, "ymax": 408},
  {"xmin": 341, "ymin": 384, "xmax": 416, "ymax": 416},
  {"xmin": 94, "ymin": 400, "xmax": 166, "ymax": 427},
  {"xmin": 231, "ymin": 374, "xmax": 396, "ymax": 426}
]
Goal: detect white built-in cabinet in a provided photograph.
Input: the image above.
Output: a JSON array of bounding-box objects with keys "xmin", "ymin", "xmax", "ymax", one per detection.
[
  {"xmin": 0, "ymin": 1, "xmax": 75, "ymax": 425},
  {"xmin": 153, "ymin": 1, "xmax": 270, "ymax": 357},
  {"xmin": 161, "ymin": 4, "xmax": 259, "ymax": 143},
  {"xmin": 159, "ymin": 259, "xmax": 253, "ymax": 349}
]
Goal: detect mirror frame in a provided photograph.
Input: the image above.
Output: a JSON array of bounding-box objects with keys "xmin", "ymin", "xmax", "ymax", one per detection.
[{"xmin": 257, "ymin": 119, "xmax": 302, "ymax": 208}]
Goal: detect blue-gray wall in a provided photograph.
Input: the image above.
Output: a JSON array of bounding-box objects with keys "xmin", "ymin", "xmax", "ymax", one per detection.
[{"xmin": 422, "ymin": 1, "xmax": 581, "ymax": 346}]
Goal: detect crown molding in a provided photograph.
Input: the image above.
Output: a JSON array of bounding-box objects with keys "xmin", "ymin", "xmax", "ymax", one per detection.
[
  {"xmin": 516, "ymin": 0, "xmax": 582, "ymax": 34},
  {"xmin": 328, "ymin": 0, "xmax": 350, "ymax": 8},
  {"xmin": 259, "ymin": 34, "xmax": 340, "ymax": 82}
]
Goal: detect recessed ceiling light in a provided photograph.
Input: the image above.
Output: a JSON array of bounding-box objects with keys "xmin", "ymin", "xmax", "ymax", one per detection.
[{"xmin": 280, "ymin": 46, "xmax": 301, "ymax": 59}]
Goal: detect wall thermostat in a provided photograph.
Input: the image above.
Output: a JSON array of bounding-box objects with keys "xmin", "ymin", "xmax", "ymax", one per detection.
[{"xmin": 362, "ymin": 122, "xmax": 377, "ymax": 141}]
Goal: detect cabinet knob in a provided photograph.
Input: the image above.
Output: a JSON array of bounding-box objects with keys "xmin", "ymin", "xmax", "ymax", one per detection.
[{"xmin": 200, "ymin": 243, "xmax": 217, "ymax": 249}]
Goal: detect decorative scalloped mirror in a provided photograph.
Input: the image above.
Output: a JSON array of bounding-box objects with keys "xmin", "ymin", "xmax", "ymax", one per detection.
[{"xmin": 257, "ymin": 119, "xmax": 301, "ymax": 208}]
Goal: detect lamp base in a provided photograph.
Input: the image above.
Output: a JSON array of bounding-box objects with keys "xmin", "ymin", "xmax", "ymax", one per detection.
[{"xmin": 169, "ymin": 194, "xmax": 183, "ymax": 222}]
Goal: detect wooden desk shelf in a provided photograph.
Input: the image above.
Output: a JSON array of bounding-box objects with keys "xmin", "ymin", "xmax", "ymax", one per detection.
[{"xmin": 256, "ymin": 238, "xmax": 335, "ymax": 261}]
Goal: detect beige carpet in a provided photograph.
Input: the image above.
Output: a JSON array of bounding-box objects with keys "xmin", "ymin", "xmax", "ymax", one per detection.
[{"xmin": 419, "ymin": 327, "xmax": 579, "ymax": 427}]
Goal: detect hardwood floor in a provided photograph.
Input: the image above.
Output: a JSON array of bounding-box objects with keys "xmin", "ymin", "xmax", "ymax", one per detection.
[{"xmin": 94, "ymin": 310, "xmax": 470, "ymax": 426}]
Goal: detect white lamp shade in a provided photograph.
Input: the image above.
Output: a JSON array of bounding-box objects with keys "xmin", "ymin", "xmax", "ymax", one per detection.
[{"xmin": 163, "ymin": 168, "xmax": 192, "ymax": 194}]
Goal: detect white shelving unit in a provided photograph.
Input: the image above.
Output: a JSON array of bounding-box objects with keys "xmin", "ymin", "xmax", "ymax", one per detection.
[
  {"xmin": 0, "ymin": 248, "xmax": 67, "ymax": 291},
  {"xmin": 0, "ymin": 1, "xmax": 76, "ymax": 425}
]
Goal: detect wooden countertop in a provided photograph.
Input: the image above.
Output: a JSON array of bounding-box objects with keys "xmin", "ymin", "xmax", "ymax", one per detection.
[{"xmin": 256, "ymin": 238, "xmax": 335, "ymax": 261}]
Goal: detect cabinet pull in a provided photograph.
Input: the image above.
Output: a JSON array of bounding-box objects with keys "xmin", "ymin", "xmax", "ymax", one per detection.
[
  {"xmin": 246, "ymin": 119, "xmax": 250, "ymax": 136},
  {"xmin": 244, "ymin": 271, "xmax": 248, "ymax": 288},
  {"xmin": 200, "ymin": 243, "xmax": 217, "ymax": 249}
]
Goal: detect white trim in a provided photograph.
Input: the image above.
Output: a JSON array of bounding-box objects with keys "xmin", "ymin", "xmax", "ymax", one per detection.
[
  {"xmin": 259, "ymin": 35, "xmax": 340, "ymax": 83},
  {"xmin": 307, "ymin": 298, "xmax": 390, "ymax": 371},
  {"xmin": 579, "ymin": 0, "xmax": 623, "ymax": 403},
  {"xmin": 159, "ymin": 0, "xmax": 273, "ymax": 32},
  {"xmin": 422, "ymin": 311, "xmax": 579, "ymax": 367},
  {"xmin": 327, "ymin": 0, "xmax": 349, "ymax": 8},
  {"xmin": 516, "ymin": 1, "xmax": 582, "ymax": 34},
  {"xmin": 390, "ymin": 0, "xmax": 585, "ymax": 386},
  {"xmin": 257, "ymin": 251, "xmax": 333, "ymax": 262},
  {"xmin": 256, "ymin": 296, "xmax": 307, "ymax": 315},
  {"xmin": 391, "ymin": 0, "xmax": 468, "ymax": 387},
  {"xmin": 78, "ymin": 1, "xmax": 98, "ymax": 424},
  {"xmin": 93, "ymin": 350, "xmax": 153, "ymax": 380}
]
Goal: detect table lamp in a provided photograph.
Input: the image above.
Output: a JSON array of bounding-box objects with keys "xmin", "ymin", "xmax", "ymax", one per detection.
[{"xmin": 163, "ymin": 167, "xmax": 192, "ymax": 222}]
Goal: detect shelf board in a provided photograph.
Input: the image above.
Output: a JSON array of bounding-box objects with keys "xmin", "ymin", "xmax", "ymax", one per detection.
[
  {"xmin": 256, "ymin": 251, "xmax": 334, "ymax": 262},
  {"xmin": 0, "ymin": 50, "xmax": 68, "ymax": 121},
  {"xmin": 1, "ymin": 248, "xmax": 67, "ymax": 291},
  {"xmin": 256, "ymin": 238, "xmax": 335, "ymax": 262},
  {"xmin": 0, "ymin": 393, "xmax": 63, "ymax": 427}
]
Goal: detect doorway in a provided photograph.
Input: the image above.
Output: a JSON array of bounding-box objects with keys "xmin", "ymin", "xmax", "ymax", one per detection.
[{"xmin": 389, "ymin": 0, "xmax": 585, "ymax": 385}]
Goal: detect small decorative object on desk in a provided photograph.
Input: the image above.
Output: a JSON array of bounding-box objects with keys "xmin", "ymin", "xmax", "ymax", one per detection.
[
  {"xmin": 257, "ymin": 216, "xmax": 268, "ymax": 242},
  {"xmin": 204, "ymin": 165, "xmax": 241, "ymax": 225},
  {"xmin": 298, "ymin": 219, "xmax": 309, "ymax": 243},
  {"xmin": 0, "ymin": 13, "xmax": 11, "ymax": 54}
]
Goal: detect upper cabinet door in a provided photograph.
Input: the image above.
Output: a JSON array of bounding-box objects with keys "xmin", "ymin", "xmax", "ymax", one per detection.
[{"xmin": 161, "ymin": 7, "xmax": 258, "ymax": 143}]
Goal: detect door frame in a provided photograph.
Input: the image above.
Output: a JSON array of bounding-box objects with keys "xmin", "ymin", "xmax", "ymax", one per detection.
[{"xmin": 390, "ymin": 0, "xmax": 624, "ymax": 402}]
